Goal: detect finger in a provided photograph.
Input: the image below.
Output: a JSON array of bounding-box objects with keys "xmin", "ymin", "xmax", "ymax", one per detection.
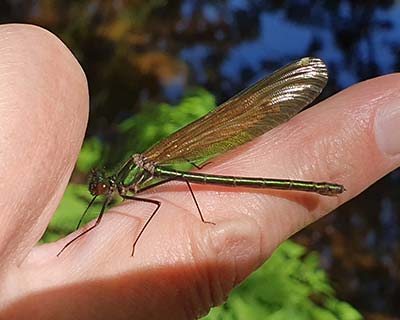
[
  {"xmin": 147, "ymin": 73, "xmax": 400, "ymax": 277},
  {"xmin": 0, "ymin": 24, "xmax": 88, "ymax": 267},
  {"xmin": 22, "ymin": 72, "xmax": 397, "ymax": 320},
  {"xmin": 202, "ymin": 73, "xmax": 400, "ymax": 260}
]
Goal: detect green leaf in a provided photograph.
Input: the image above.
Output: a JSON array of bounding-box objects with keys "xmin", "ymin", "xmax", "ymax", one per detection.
[
  {"xmin": 117, "ymin": 88, "xmax": 216, "ymax": 161},
  {"xmin": 76, "ymin": 137, "xmax": 104, "ymax": 173},
  {"xmin": 202, "ymin": 241, "xmax": 362, "ymax": 320}
]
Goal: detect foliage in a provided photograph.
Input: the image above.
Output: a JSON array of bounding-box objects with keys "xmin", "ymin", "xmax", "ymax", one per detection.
[
  {"xmin": 76, "ymin": 137, "xmax": 104, "ymax": 173},
  {"xmin": 115, "ymin": 87, "xmax": 216, "ymax": 167},
  {"xmin": 203, "ymin": 241, "xmax": 362, "ymax": 320}
]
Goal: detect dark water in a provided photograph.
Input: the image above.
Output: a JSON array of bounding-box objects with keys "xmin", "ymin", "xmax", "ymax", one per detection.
[{"xmin": 1, "ymin": 1, "xmax": 399, "ymax": 318}]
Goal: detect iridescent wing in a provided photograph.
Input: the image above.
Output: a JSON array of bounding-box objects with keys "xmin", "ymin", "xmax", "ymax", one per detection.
[{"xmin": 143, "ymin": 57, "xmax": 328, "ymax": 164}]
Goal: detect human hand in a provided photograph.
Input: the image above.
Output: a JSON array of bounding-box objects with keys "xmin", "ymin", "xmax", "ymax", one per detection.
[{"xmin": 1, "ymin": 24, "xmax": 399, "ymax": 320}]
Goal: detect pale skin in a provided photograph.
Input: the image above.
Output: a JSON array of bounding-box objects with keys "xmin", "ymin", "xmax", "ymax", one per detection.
[{"xmin": 0, "ymin": 24, "xmax": 399, "ymax": 320}]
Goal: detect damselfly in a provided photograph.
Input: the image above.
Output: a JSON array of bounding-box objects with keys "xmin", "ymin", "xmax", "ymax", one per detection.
[{"xmin": 57, "ymin": 57, "xmax": 344, "ymax": 256}]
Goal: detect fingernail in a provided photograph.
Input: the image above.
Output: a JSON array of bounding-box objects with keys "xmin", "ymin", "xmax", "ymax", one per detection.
[{"xmin": 375, "ymin": 97, "xmax": 400, "ymax": 156}]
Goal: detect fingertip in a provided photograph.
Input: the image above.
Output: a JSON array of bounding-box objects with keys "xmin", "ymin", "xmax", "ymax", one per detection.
[
  {"xmin": 0, "ymin": 23, "xmax": 88, "ymax": 264},
  {"xmin": 323, "ymin": 73, "xmax": 400, "ymax": 198}
]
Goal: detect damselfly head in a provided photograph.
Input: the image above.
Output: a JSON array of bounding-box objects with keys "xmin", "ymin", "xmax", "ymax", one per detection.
[{"xmin": 88, "ymin": 168, "xmax": 112, "ymax": 196}]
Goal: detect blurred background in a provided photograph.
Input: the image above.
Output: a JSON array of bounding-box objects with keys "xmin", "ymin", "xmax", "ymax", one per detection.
[{"xmin": 1, "ymin": 1, "xmax": 399, "ymax": 319}]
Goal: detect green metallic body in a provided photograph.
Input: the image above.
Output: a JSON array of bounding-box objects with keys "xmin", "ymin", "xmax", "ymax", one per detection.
[{"xmin": 154, "ymin": 167, "xmax": 344, "ymax": 196}]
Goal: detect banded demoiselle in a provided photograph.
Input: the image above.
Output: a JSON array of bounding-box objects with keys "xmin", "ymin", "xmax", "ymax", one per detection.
[{"xmin": 58, "ymin": 57, "xmax": 345, "ymax": 256}]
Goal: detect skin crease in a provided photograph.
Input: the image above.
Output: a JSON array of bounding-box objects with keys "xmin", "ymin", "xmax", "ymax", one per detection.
[{"xmin": 0, "ymin": 24, "xmax": 399, "ymax": 320}]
